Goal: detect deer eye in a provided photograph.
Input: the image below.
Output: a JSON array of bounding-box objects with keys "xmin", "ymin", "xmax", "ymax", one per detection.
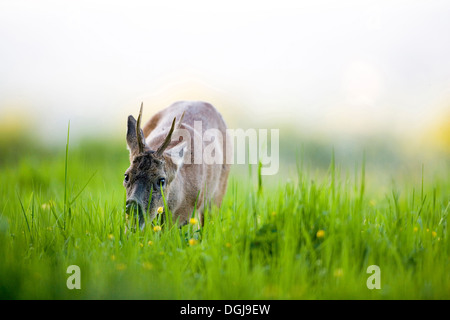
[
  {"xmin": 124, "ymin": 173, "xmax": 129, "ymax": 183},
  {"xmin": 158, "ymin": 178, "xmax": 166, "ymax": 187}
]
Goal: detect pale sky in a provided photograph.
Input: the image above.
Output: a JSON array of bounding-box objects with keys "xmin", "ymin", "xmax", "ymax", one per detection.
[{"xmin": 0, "ymin": 0, "xmax": 449, "ymax": 143}]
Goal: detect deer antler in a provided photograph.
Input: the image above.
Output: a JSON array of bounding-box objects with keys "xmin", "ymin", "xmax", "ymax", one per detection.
[
  {"xmin": 156, "ymin": 111, "xmax": 185, "ymax": 156},
  {"xmin": 136, "ymin": 102, "xmax": 145, "ymax": 154},
  {"xmin": 177, "ymin": 111, "xmax": 185, "ymax": 129},
  {"xmin": 155, "ymin": 117, "xmax": 176, "ymax": 157}
]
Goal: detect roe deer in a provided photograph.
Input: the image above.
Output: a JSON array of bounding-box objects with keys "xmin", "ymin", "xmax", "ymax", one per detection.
[{"xmin": 124, "ymin": 101, "xmax": 231, "ymax": 229}]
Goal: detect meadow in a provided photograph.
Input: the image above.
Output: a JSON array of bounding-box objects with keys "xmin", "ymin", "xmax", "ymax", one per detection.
[{"xmin": 0, "ymin": 129, "xmax": 448, "ymax": 300}]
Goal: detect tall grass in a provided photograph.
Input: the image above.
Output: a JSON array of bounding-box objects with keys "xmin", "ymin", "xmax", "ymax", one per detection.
[{"xmin": 0, "ymin": 135, "xmax": 448, "ymax": 299}]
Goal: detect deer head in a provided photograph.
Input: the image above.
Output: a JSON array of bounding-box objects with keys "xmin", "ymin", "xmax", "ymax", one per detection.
[{"xmin": 124, "ymin": 103, "xmax": 186, "ymax": 229}]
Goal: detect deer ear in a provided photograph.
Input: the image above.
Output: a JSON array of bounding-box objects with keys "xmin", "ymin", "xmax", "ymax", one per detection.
[
  {"xmin": 126, "ymin": 115, "xmax": 146, "ymax": 158},
  {"xmin": 164, "ymin": 142, "xmax": 188, "ymax": 174}
]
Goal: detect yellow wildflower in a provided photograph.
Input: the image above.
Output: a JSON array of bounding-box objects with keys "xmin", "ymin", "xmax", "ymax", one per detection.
[
  {"xmin": 142, "ymin": 262, "xmax": 153, "ymax": 270},
  {"xmin": 116, "ymin": 263, "xmax": 127, "ymax": 271},
  {"xmin": 153, "ymin": 225, "xmax": 162, "ymax": 232},
  {"xmin": 157, "ymin": 207, "xmax": 164, "ymax": 214},
  {"xmin": 333, "ymin": 268, "xmax": 344, "ymax": 277},
  {"xmin": 41, "ymin": 203, "xmax": 51, "ymax": 210},
  {"xmin": 188, "ymin": 238, "xmax": 198, "ymax": 246},
  {"xmin": 316, "ymin": 230, "xmax": 325, "ymax": 239},
  {"xmin": 189, "ymin": 217, "xmax": 198, "ymax": 225}
]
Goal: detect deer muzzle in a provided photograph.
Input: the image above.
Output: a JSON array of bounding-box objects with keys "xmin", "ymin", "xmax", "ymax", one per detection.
[{"xmin": 126, "ymin": 198, "xmax": 145, "ymax": 229}]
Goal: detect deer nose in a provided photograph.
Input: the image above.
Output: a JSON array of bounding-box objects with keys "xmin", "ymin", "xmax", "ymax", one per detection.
[{"xmin": 126, "ymin": 199, "xmax": 140, "ymax": 213}]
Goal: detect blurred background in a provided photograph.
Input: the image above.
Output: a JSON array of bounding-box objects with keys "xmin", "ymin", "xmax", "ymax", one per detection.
[{"xmin": 0, "ymin": 0, "xmax": 449, "ymax": 178}]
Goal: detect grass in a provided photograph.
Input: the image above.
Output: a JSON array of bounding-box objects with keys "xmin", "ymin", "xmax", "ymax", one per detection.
[{"xmin": 0, "ymin": 132, "xmax": 449, "ymax": 299}]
